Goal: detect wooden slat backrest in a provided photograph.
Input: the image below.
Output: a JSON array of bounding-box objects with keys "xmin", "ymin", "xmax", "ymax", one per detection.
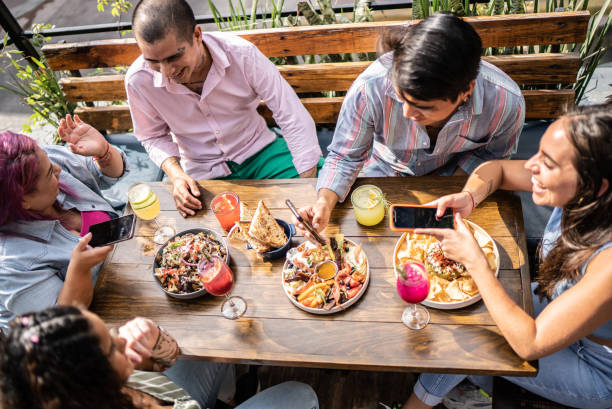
[
  {"xmin": 73, "ymin": 89, "xmax": 574, "ymax": 130},
  {"xmin": 43, "ymin": 11, "xmax": 589, "ymax": 129},
  {"xmin": 59, "ymin": 53, "xmax": 580, "ymax": 103},
  {"xmin": 42, "ymin": 12, "xmax": 590, "ymax": 71}
]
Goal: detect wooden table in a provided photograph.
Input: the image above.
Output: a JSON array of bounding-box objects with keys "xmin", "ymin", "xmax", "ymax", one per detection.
[{"xmin": 93, "ymin": 177, "xmax": 537, "ymax": 376}]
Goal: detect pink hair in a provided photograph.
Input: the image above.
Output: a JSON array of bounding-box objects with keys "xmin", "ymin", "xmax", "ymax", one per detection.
[{"xmin": 0, "ymin": 131, "xmax": 48, "ymax": 225}]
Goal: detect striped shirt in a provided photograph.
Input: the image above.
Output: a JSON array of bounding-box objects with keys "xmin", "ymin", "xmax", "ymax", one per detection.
[
  {"xmin": 127, "ymin": 370, "xmax": 201, "ymax": 409},
  {"xmin": 316, "ymin": 53, "xmax": 525, "ymax": 201}
]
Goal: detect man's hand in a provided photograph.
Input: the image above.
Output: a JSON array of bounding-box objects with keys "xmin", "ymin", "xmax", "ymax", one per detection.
[
  {"xmin": 291, "ymin": 189, "xmax": 338, "ymax": 244},
  {"xmin": 171, "ymin": 174, "xmax": 202, "ymax": 217},
  {"xmin": 161, "ymin": 157, "xmax": 202, "ymax": 217}
]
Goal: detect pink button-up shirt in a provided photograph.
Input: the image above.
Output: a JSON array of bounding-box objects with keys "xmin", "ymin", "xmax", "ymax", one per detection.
[{"xmin": 125, "ymin": 32, "xmax": 321, "ymax": 179}]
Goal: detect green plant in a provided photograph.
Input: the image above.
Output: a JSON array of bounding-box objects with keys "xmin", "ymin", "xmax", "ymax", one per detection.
[
  {"xmin": 96, "ymin": 0, "xmax": 133, "ymax": 18},
  {"xmin": 0, "ymin": 25, "xmax": 76, "ymax": 142},
  {"xmin": 572, "ymin": 0, "xmax": 612, "ymax": 102}
]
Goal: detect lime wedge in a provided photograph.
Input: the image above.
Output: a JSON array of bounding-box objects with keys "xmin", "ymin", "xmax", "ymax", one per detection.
[{"xmin": 129, "ymin": 184, "xmax": 154, "ymax": 207}]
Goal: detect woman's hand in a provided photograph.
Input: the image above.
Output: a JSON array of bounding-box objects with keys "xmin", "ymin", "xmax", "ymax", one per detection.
[
  {"xmin": 118, "ymin": 317, "xmax": 160, "ymax": 365},
  {"xmin": 425, "ymin": 191, "xmax": 475, "ymax": 219},
  {"xmin": 58, "ymin": 114, "xmax": 108, "ymax": 158},
  {"xmin": 415, "ymin": 213, "xmax": 488, "ymax": 272},
  {"xmin": 68, "ymin": 233, "xmax": 113, "ymax": 273}
]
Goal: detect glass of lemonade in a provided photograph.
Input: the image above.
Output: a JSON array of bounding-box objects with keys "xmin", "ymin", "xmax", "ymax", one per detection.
[
  {"xmin": 128, "ymin": 183, "xmax": 175, "ymax": 245},
  {"xmin": 350, "ymin": 184, "xmax": 386, "ymax": 226}
]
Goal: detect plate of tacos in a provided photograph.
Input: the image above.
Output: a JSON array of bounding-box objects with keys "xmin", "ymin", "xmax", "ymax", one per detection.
[
  {"xmin": 393, "ymin": 220, "xmax": 499, "ymax": 309},
  {"xmin": 282, "ymin": 234, "xmax": 369, "ymax": 314}
]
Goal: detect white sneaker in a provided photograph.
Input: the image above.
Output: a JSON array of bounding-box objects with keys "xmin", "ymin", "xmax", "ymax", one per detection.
[{"xmin": 442, "ymin": 381, "xmax": 492, "ymax": 409}]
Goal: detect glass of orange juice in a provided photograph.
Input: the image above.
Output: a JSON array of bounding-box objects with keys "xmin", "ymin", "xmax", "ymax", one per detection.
[
  {"xmin": 211, "ymin": 192, "xmax": 240, "ymax": 232},
  {"xmin": 350, "ymin": 185, "xmax": 386, "ymax": 226},
  {"xmin": 128, "ymin": 183, "xmax": 175, "ymax": 244}
]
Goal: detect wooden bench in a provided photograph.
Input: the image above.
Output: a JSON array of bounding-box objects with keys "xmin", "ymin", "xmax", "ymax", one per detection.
[{"xmin": 41, "ymin": 11, "xmax": 590, "ymax": 132}]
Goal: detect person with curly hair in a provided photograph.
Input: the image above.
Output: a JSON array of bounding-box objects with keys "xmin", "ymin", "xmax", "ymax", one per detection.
[
  {"xmin": 401, "ymin": 104, "xmax": 612, "ymax": 409},
  {"xmin": 0, "ymin": 305, "xmax": 319, "ymax": 409}
]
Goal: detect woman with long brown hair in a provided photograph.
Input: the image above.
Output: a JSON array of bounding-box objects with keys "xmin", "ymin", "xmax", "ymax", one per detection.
[{"xmin": 402, "ymin": 103, "xmax": 612, "ymax": 409}]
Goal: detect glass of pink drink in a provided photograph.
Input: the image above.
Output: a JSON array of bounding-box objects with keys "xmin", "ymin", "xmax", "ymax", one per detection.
[
  {"xmin": 198, "ymin": 257, "xmax": 246, "ymax": 319},
  {"xmin": 396, "ymin": 261, "xmax": 430, "ymax": 330}
]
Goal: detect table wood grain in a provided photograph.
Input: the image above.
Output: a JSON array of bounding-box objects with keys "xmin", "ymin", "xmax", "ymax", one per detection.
[{"xmin": 92, "ymin": 177, "xmax": 537, "ymax": 376}]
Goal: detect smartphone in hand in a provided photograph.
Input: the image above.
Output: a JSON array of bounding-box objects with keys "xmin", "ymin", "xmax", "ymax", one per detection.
[
  {"xmin": 389, "ymin": 204, "xmax": 455, "ymax": 232},
  {"xmin": 88, "ymin": 214, "xmax": 136, "ymax": 247}
]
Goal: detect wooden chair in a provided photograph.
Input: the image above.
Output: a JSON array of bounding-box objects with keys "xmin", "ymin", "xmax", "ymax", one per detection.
[{"xmin": 41, "ymin": 11, "xmax": 590, "ymax": 133}]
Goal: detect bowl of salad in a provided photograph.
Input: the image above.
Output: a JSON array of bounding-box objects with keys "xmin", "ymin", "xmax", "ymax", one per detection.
[{"xmin": 153, "ymin": 228, "xmax": 229, "ymax": 299}]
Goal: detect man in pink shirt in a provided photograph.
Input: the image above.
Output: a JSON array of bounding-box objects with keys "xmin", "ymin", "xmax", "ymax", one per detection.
[{"xmin": 126, "ymin": 0, "xmax": 323, "ymax": 217}]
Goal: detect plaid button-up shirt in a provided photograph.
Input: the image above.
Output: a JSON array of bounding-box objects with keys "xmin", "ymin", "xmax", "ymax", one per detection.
[{"xmin": 317, "ymin": 54, "xmax": 525, "ymax": 201}]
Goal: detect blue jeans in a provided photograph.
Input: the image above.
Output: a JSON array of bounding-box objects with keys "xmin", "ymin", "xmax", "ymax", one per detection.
[
  {"xmin": 236, "ymin": 381, "xmax": 319, "ymax": 409},
  {"xmin": 415, "ymin": 284, "xmax": 612, "ymax": 409},
  {"xmin": 164, "ymin": 359, "xmax": 231, "ymax": 409}
]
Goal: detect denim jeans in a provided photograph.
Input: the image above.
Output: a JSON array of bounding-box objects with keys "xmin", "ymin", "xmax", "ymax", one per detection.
[
  {"xmin": 164, "ymin": 360, "xmax": 231, "ymax": 409},
  {"xmin": 236, "ymin": 381, "xmax": 319, "ymax": 409},
  {"xmin": 414, "ymin": 284, "xmax": 612, "ymax": 408}
]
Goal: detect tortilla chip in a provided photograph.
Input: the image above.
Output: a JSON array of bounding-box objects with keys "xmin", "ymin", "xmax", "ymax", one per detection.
[
  {"xmin": 445, "ymin": 279, "xmax": 467, "ymax": 301},
  {"xmin": 458, "ymin": 277, "xmax": 479, "ymax": 297},
  {"xmin": 248, "ymin": 201, "xmax": 287, "ymax": 248},
  {"xmin": 240, "ymin": 202, "xmax": 254, "ymax": 222}
]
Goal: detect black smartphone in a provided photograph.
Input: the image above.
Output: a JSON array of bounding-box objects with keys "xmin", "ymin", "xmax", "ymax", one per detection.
[
  {"xmin": 389, "ymin": 204, "xmax": 455, "ymax": 231},
  {"xmin": 88, "ymin": 214, "xmax": 136, "ymax": 247}
]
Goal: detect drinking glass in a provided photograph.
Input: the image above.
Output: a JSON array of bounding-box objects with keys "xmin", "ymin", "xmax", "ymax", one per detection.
[
  {"xmin": 396, "ymin": 261, "xmax": 430, "ymax": 330},
  {"xmin": 198, "ymin": 256, "xmax": 246, "ymax": 319},
  {"xmin": 128, "ymin": 183, "xmax": 175, "ymax": 245},
  {"xmin": 211, "ymin": 192, "xmax": 240, "ymax": 232},
  {"xmin": 350, "ymin": 184, "xmax": 385, "ymax": 226}
]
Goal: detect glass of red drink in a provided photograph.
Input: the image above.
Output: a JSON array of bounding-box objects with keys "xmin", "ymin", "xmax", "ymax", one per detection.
[
  {"xmin": 198, "ymin": 256, "xmax": 246, "ymax": 319},
  {"xmin": 211, "ymin": 192, "xmax": 240, "ymax": 232},
  {"xmin": 396, "ymin": 261, "xmax": 430, "ymax": 330}
]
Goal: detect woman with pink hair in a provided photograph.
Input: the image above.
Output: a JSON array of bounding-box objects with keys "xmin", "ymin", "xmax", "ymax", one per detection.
[{"xmin": 0, "ymin": 115, "xmax": 128, "ymax": 331}]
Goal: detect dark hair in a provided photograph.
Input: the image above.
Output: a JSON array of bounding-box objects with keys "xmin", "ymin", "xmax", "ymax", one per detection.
[
  {"xmin": 0, "ymin": 306, "xmax": 136, "ymax": 409},
  {"xmin": 132, "ymin": 0, "xmax": 196, "ymax": 44},
  {"xmin": 535, "ymin": 103, "xmax": 612, "ymax": 300},
  {"xmin": 380, "ymin": 13, "xmax": 482, "ymax": 102}
]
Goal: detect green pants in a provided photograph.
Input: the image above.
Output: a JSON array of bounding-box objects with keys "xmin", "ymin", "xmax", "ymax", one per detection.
[{"xmin": 217, "ymin": 136, "xmax": 324, "ymax": 180}]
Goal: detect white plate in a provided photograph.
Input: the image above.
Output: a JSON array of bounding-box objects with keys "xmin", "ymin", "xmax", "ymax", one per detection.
[
  {"xmin": 392, "ymin": 220, "xmax": 499, "ymax": 310},
  {"xmin": 281, "ymin": 239, "xmax": 370, "ymax": 314}
]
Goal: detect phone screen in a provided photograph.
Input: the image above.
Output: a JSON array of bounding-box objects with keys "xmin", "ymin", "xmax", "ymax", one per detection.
[
  {"xmin": 88, "ymin": 214, "xmax": 136, "ymax": 247},
  {"xmin": 392, "ymin": 206, "xmax": 454, "ymax": 229}
]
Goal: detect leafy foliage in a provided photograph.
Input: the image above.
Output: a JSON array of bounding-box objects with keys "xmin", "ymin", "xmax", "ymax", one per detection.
[
  {"xmin": 0, "ymin": 25, "xmax": 76, "ymax": 142},
  {"xmin": 96, "ymin": 0, "xmax": 133, "ymax": 18}
]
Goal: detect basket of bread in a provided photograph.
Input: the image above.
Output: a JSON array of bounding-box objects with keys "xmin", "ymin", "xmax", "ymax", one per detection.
[{"xmin": 228, "ymin": 201, "xmax": 295, "ymax": 261}]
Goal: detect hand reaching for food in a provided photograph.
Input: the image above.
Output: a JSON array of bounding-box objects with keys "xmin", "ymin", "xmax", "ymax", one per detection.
[{"xmin": 415, "ymin": 213, "xmax": 488, "ymax": 272}]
